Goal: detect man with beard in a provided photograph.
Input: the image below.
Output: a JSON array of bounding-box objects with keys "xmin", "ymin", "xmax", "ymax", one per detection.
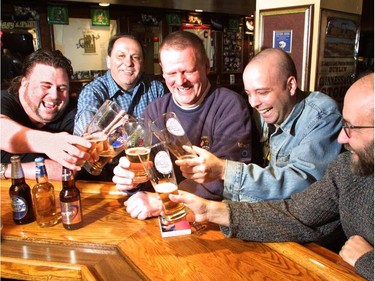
[
  {"xmin": 1, "ymin": 49, "xmax": 94, "ymax": 180},
  {"xmin": 169, "ymin": 73, "xmax": 374, "ymax": 280}
]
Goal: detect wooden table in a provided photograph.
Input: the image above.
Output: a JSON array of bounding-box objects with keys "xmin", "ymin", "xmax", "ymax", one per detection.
[{"xmin": 1, "ymin": 179, "xmax": 365, "ymax": 281}]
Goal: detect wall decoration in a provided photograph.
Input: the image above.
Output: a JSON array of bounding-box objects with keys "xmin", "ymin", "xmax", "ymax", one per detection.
[
  {"xmin": 222, "ymin": 25, "xmax": 243, "ymax": 73},
  {"xmin": 259, "ymin": 6, "xmax": 312, "ymax": 90},
  {"xmin": 91, "ymin": 8, "xmax": 110, "ymax": 26},
  {"xmin": 273, "ymin": 30, "xmax": 292, "ymax": 53},
  {"xmin": 53, "ymin": 18, "xmax": 117, "ymax": 73},
  {"xmin": 315, "ymin": 10, "xmax": 360, "ymax": 109},
  {"xmin": 166, "ymin": 13, "xmax": 182, "ymax": 26},
  {"xmin": 47, "ymin": 6, "xmax": 69, "ymax": 25}
]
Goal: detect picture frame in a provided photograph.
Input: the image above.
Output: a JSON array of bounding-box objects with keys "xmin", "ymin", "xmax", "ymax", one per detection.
[
  {"xmin": 259, "ymin": 6, "xmax": 313, "ymax": 90},
  {"xmin": 91, "ymin": 8, "xmax": 110, "ymax": 26},
  {"xmin": 315, "ymin": 9, "xmax": 360, "ymax": 109},
  {"xmin": 47, "ymin": 6, "xmax": 69, "ymax": 25}
]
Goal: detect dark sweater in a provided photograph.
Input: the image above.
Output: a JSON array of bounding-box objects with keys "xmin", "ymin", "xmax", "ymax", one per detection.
[{"xmin": 222, "ymin": 151, "xmax": 374, "ymax": 280}]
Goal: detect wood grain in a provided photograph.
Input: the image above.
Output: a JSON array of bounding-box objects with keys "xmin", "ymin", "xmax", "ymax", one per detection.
[{"xmin": 0, "ymin": 179, "xmax": 365, "ymax": 280}]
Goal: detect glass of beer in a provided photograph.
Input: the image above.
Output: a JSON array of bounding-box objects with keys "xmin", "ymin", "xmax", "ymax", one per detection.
[
  {"xmin": 124, "ymin": 118, "xmax": 152, "ymax": 184},
  {"xmin": 138, "ymin": 142, "xmax": 189, "ymax": 223},
  {"xmin": 81, "ymin": 100, "xmax": 131, "ymax": 176},
  {"xmin": 151, "ymin": 112, "xmax": 197, "ymax": 160}
]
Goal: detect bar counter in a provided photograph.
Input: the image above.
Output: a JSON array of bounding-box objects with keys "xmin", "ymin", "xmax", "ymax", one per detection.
[{"xmin": 1, "ymin": 179, "xmax": 365, "ymax": 281}]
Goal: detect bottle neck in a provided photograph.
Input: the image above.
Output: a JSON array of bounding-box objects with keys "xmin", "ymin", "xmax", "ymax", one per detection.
[
  {"xmin": 35, "ymin": 164, "xmax": 49, "ymax": 183},
  {"xmin": 11, "ymin": 160, "xmax": 25, "ymax": 180}
]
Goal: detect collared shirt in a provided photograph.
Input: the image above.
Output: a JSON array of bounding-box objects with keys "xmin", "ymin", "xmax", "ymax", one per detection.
[
  {"xmin": 74, "ymin": 70, "xmax": 166, "ymax": 135},
  {"xmin": 223, "ymin": 91, "xmax": 342, "ymax": 202}
]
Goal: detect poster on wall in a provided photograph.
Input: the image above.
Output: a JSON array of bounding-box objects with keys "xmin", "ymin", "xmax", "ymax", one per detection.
[
  {"xmin": 53, "ymin": 18, "xmax": 117, "ymax": 77},
  {"xmin": 273, "ymin": 30, "xmax": 292, "ymax": 53},
  {"xmin": 316, "ymin": 10, "xmax": 360, "ymax": 109},
  {"xmin": 91, "ymin": 8, "xmax": 110, "ymax": 26}
]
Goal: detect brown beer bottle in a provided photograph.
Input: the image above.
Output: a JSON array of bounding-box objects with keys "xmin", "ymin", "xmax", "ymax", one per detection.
[
  {"xmin": 32, "ymin": 157, "xmax": 58, "ymax": 227},
  {"xmin": 9, "ymin": 155, "xmax": 35, "ymax": 224},
  {"xmin": 60, "ymin": 167, "xmax": 83, "ymax": 230}
]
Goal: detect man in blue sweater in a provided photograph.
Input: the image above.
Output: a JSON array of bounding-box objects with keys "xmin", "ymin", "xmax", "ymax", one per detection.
[{"xmin": 113, "ymin": 31, "xmax": 255, "ymax": 219}]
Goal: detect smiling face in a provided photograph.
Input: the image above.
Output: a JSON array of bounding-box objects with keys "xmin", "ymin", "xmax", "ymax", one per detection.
[
  {"xmin": 19, "ymin": 63, "xmax": 70, "ymax": 128},
  {"xmin": 107, "ymin": 37, "xmax": 144, "ymax": 91},
  {"xmin": 337, "ymin": 73, "xmax": 374, "ymax": 175},
  {"xmin": 160, "ymin": 46, "xmax": 210, "ymax": 107},
  {"xmin": 243, "ymin": 55, "xmax": 297, "ymax": 127}
]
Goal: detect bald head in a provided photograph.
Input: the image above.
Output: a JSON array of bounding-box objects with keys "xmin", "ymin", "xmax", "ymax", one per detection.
[
  {"xmin": 246, "ymin": 48, "xmax": 297, "ymax": 83},
  {"xmin": 344, "ymin": 73, "xmax": 374, "ymax": 122}
]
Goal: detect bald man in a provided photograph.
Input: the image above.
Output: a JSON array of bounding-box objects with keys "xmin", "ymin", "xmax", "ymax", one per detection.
[
  {"xmin": 171, "ymin": 72, "xmax": 374, "ymax": 280},
  {"xmin": 176, "ymin": 48, "xmax": 342, "ymax": 202}
]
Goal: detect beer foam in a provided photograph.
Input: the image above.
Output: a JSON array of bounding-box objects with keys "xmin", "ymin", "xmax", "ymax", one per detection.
[
  {"xmin": 126, "ymin": 147, "xmax": 150, "ymax": 156},
  {"xmin": 154, "ymin": 182, "xmax": 177, "ymax": 193}
]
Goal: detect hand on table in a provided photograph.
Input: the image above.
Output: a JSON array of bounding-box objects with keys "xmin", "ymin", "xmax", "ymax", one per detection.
[
  {"xmin": 125, "ymin": 191, "xmax": 163, "ymax": 220},
  {"xmin": 339, "ymin": 235, "xmax": 373, "ymax": 266}
]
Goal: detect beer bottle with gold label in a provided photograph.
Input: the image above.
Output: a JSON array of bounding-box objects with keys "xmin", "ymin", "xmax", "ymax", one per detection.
[
  {"xmin": 60, "ymin": 167, "xmax": 83, "ymax": 230},
  {"xmin": 32, "ymin": 157, "xmax": 58, "ymax": 227},
  {"xmin": 9, "ymin": 155, "xmax": 35, "ymax": 224}
]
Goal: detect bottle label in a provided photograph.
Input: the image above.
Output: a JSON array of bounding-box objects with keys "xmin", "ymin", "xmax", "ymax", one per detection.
[
  {"xmin": 10, "ymin": 196, "xmax": 28, "ymax": 220},
  {"xmin": 60, "ymin": 201, "xmax": 82, "ymax": 224}
]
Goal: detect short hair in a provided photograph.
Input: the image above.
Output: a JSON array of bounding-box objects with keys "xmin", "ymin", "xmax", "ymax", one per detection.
[
  {"xmin": 107, "ymin": 34, "xmax": 145, "ymax": 58},
  {"xmin": 159, "ymin": 31, "xmax": 208, "ymax": 62},
  {"xmin": 8, "ymin": 49, "xmax": 73, "ymax": 95}
]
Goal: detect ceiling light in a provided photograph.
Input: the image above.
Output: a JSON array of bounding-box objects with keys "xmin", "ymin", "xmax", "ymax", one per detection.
[
  {"xmin": 99, "ymin": 2, "xmax": 110, "ymax": 7},
  {"xmin": 195, "ymin": 9, "xmax": 203, "ymax": 13}
]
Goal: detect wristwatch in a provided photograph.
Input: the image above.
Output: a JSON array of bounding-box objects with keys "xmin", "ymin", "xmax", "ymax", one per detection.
[{"xmin": 1, "ymin": 163, "xmax": 8, "ymax": 179}]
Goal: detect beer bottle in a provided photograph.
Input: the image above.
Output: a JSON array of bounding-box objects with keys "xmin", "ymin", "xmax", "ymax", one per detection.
[
  {"xmin": 9, "ymin": 155, "xmax": 35, "ymax": 224},
  {"xmin": 32, "ymin": 157, "xmax": 58, "ymax": 227},
  {"xmin": 60, "ymin": 167, "xmax": 83, "ymax": 230}
]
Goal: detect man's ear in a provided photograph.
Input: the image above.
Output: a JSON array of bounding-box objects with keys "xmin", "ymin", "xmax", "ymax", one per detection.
[
  {"xmin": 106, "ymin": 56, "xmax": 111, "ymax": 69},
  {"xmin": 287, "ymin": 76, "xmax": 298, "ymax": 96}
]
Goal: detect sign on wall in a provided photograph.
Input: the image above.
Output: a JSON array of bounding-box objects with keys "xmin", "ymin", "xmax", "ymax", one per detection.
[
  {"xmin": 316, "ymin": 10, "xmax": 360, "ymax": 109},
  {"xmin": 53, "ymin": 18, "xmax": 117, "ymax": 75}
]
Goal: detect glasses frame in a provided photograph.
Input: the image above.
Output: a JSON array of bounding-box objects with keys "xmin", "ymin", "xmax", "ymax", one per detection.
[{"xmin": 342, "ymin": 120, "xmax": 374, "ymax": 138}]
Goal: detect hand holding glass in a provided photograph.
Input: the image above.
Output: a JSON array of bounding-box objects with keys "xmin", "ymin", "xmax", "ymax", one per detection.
[
  {"xmin": 124, "ymin": 118, "xmax": 152, "ymax": 184},
  {"xmin": 138, "ymin": 142, "xmax": 188, "ymax": 223},
  {"xmin": 82, "ymin": 100, "xmax": 130, "ymax": 176},
  {"xmin": 151, "ymin": 112, "xmax": 197, "ymax": 160}
]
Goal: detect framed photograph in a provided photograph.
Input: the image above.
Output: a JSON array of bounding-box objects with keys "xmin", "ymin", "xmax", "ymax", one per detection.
[{"xmin": 259, "ymin": 6, "xmax": 313, "ymax": 90}]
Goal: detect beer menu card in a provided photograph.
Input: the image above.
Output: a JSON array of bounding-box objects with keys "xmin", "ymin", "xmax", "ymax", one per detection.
[{"xmin": 158, "ymin": 216, "xmax": 192, "ymax": 238}]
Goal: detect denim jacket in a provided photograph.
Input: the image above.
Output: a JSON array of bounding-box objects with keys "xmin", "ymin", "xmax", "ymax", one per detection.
[{"xmin": 223, "ymin": 91, "xmax": 342, "ymax": 202}]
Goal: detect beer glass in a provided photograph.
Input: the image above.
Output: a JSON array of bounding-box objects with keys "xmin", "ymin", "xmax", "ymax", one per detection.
[
  {"xmin": 138, "ymin": 142, "xmax": 188, "ymax": 223},
  {"xmin": 82, "ymin": 100, "xmax": 131, "ymax": 176},
  {"xmin": 151, "ymin": 112, "xmax": 197, "ymax": 160},
  {"xmin": 124, "ymin": 118, "xmax": 152, "ymax": 184}
]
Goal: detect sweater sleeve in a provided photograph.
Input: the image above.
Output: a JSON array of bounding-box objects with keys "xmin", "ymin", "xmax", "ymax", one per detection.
[{"xmin": 355, "ymin": 250, "xmax": 374, "ymax": 280}]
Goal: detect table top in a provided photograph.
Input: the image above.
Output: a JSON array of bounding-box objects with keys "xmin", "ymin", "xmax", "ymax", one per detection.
[{"xmin": 1, "ymin": 178, "xmax": 365, "ymax": 281}]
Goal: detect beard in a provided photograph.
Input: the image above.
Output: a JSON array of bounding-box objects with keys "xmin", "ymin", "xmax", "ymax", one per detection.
[{"xmin": 345, "ymin": 142, "xmax": 374, "ymax": 176}]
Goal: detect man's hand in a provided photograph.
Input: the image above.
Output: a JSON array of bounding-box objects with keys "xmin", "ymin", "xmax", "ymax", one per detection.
[
  {"xmin": 169, "ymin": 190, "xmax": 230, "ymax": 226},
  {"xmin": 339, "ymin": 235, "xmax": 374, "ymax": 266},
  {"xmin": 175, "ymin": 145, "xmax": 226, "ymax": 183},
  {"xmin": 43, "ymin": 132, "xmax": 94, "ymax": 171},
  {"xmin": 113, "ymin": 157, "xmax": 140, "ymax": 191},
  {"xmin": 125, "ymin": 191, "xmax": 163, "ymax": 220}
]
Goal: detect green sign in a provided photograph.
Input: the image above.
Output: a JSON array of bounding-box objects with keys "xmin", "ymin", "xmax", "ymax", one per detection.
[
  {"xmin": 91, "ymin": 8, "xmax": 110, "ymax": 26},
  {"xmin": 47, "ymin": 6, "xmax": 69, "ymax": 25}
]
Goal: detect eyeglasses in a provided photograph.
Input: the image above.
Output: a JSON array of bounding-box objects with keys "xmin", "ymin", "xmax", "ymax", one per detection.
[{"xmin": 342, "ymin": 120, "xmax": 374, "ymax": 138}]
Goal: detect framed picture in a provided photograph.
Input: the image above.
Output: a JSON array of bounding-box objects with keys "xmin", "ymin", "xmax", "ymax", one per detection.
[
  {"xmin": 315, "ymin": 9, "xmax": 360, "ymax": 109},
  {"xmin": 273, "ymin": 29, "xmax": 292, "ymax": 53},
  {"xmin": 47, "ymin": 6, "xmax": 69, "ymax": 25},
  {"xmin": 91, "ymin": 8, "xmax": 110, "ymax": 26},
  {"xmin": 259, "ymin": 6, "xmax": 313, "ymax": 90}
]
